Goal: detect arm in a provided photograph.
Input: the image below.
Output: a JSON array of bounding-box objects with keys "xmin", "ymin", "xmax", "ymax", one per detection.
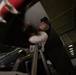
[{"xmin": 29, "ymin": 31, "xmax": 48, "ymax": 44}]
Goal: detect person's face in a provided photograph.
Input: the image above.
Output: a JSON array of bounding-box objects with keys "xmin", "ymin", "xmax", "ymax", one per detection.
[{"xmin": 39, "ymin": 22, "xmax": 47, "ymax": 31}]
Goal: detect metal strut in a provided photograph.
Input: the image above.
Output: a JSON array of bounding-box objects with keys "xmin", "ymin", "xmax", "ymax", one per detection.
[{"xmin": 31, "ymin": 45, "xmax": 51, "ymax": 75}]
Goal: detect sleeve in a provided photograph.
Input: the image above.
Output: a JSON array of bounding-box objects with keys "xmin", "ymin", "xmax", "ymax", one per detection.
[{"xmin": 29, "ymin": 31, "xmax": 48, "ymax": 44}]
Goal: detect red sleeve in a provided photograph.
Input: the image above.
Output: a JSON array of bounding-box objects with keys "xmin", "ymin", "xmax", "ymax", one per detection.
[
  {"xmin": 8, "ymin": 0, "xmax": 24, "ymax": 8},
  {"xmin": 0, "ymin": 0, "xmax": 24, "ymax": 16}
]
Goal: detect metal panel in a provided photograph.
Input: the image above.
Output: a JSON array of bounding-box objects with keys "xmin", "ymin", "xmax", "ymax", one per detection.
[
  {"xmin": 55, "ymin": 20, "xmax": 73, "ymax": 34},
  {"xmin": 60, "ymin": 33, "xmax": 72, "ymax": 46},
  {"xmin": 52, "ymin": 9, "xmax": 72, "ymax": 28},
  {"xmin": 67, "ymin": 31, "xmax": 76, "ymax": 43},
  {"xmin": 44, "ymin": 0, "xmax": 73, "ymax": 19}
]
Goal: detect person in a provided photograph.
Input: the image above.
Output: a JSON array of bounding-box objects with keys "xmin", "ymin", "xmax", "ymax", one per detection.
[
  {"xmin": 29, "ymin": 17, "xmax": 76, "ymax": 75},
  {"xmin": 28, "ymin": 21, "xmax": 52, "ymax": 75}
]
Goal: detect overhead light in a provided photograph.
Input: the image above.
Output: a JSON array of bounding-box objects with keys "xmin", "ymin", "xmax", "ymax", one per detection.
[
  {"xmin": 68, "ymin": 45, "xmax": 73, "ymax": 47},
  {"xmin": 69, "ymin": 48, "xmax": 73, "ymax": 50},
  {"xmin": 70, "ymin": 52, "xmax": 74, "ymax": 56},
  {"xmin": 70, "ymin": 50, "xmax": 74, "ymax": 52}
]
